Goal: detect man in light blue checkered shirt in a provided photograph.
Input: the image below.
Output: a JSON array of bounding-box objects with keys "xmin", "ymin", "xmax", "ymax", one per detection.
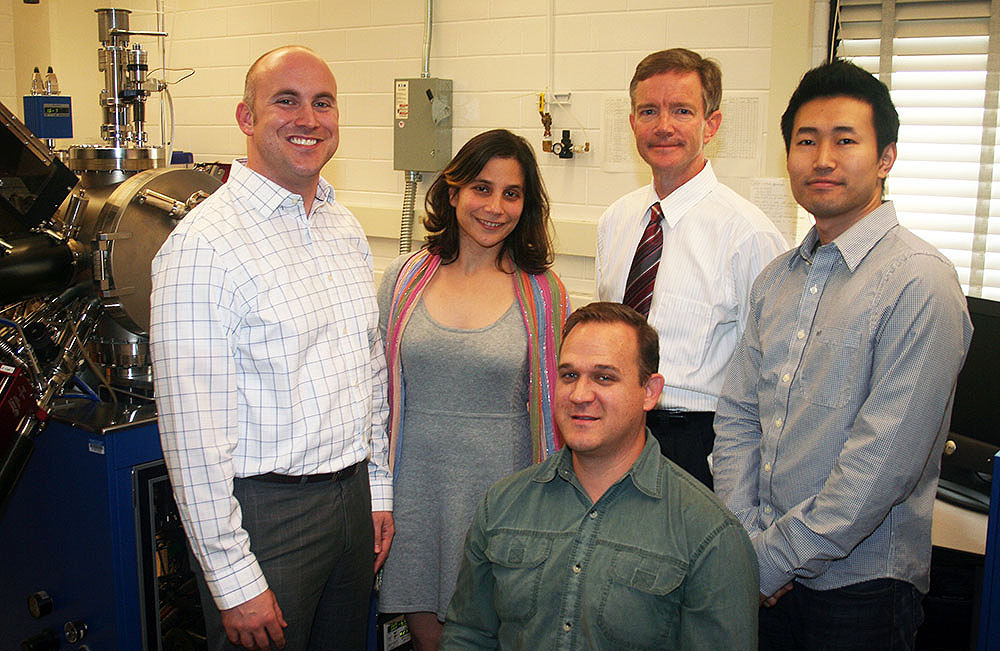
[
  {"xmin": 713, "ymin": 61, "xmax": 972, "ymax": 650},
  {"xmin": 151, "ymin": 46, "xmax": 393, "ymax": 651}
]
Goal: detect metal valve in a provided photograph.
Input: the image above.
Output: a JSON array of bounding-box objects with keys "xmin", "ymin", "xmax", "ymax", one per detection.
[
  {"xmin": 548, "ymin": 129, "xmax": 590, "ymax": 159},
  {"xmin": 64, "ymin": 618, "xmax": 88, "ymax": 643},
  {"xmin": 27, "ymin": 590, "xmax": 53, "ymax": 618}
]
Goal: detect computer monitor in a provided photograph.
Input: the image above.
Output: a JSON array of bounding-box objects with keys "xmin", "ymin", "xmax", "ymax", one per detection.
[{"xmin": 938, "ymin": 295, "xmax": 1000, "ymax": 512}]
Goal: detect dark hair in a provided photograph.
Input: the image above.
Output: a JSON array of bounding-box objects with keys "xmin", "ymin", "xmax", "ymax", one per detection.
[
  {"xmin": 562, "ymin": 302, "xmax": 659, "ymax": 384},
  {"xmin": 780, "ymin": 59, "xmax": 899, "ymax": 154},
  {"xmin": 629, "ymin": 49, "xmax": 722, "ymax": 115},
  {"xmin": 423, "ymin": 129, "xmax": 553, "ymax": 274}
]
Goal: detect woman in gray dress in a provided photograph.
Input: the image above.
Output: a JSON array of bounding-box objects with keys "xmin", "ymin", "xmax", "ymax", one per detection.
[{"xmin": 378, "ymin": 129, "xmax": 569, "ymax": 651}]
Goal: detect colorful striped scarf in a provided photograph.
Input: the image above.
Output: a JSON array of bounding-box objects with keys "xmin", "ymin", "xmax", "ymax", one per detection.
[{"xmin": 384, "ymin": 248, "xmax": 570, "ymax": 471}]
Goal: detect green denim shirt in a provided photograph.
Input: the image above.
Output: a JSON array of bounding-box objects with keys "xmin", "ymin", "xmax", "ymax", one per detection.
[{"xmin": 441, "ymin": 433, "xmax": 759, "ymax": 650}]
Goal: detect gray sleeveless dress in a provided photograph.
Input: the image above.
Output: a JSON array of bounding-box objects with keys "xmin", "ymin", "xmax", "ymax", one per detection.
[{"xmin": 377, "ymin": 256, "xmax": 531, "ymax": 619}]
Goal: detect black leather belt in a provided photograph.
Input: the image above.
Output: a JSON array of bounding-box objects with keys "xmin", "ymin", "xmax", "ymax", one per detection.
[{"xmin": 248, "ymin": 461, "xmax": 362, "ymax": 485}]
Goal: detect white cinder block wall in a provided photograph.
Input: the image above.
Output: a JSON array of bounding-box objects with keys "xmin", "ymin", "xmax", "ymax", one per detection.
[{"xmin": 7, "ymin": 0, "xmax": 823, "ymax": 306}]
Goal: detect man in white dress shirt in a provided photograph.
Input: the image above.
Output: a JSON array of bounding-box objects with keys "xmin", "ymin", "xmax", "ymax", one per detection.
[
  {"xmin": 151, "ymin": 46, "xmax": 393, "ymax": 651},
  {"xmin": 596, "ymin": 48, "xmax": 786, "ymax": 488}
]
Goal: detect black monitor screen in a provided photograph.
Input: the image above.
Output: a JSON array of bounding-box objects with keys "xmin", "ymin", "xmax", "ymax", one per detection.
[{"xmin": 949, "ymin": 296, "xmax": 1000, "ymax": 447}]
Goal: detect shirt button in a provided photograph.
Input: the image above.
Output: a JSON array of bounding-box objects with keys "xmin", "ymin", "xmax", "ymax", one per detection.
[
  {"xmin": 763, "ymin": 462, "xmax": 772, "ymax": 472},
  {"xmin": 810, "ymin": 285, "xmax": 818, "ymax": 294},
  {"xmin": 573, "ymin": 563, "xmax": 581, "ymax": 574},
  {"xmin": 563, "ymin": 622, "xmax": 572, "ymax": 632},
  {"xmin": 774, "ymin": 418, "xmax": 783, "ymax": 428},
  {"xmin": 781, "ymin": 373, "xmax": 791, "ymax": 383},
  {"xmin": 797, "ymin": 330, "xmax": 806, "ymax": 339},
  {"xmin": 589, "ymin": 511, "xmax": 597, "ymax": 519},
  {"xmin": 764, "ymin": 505, "xmax": 773, "ymax": 514}
]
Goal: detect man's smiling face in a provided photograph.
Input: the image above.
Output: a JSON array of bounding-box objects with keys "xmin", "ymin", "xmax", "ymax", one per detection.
[
  {"xmin": 555, "ymin": 321, "xmax": 661, "ymax": 463},
  {"xmin": 237, "ymin": 48, "xmax": 340, "ymax": 199}
]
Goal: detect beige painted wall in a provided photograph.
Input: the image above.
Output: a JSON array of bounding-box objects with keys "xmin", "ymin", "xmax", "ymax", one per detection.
[
  {"xmin": 765, "ymin": 1, "xmax": 816, "ymax": 177},
  {"xmin": 10, "ymin": 0, "xmax": 820, "ymax": 304}
]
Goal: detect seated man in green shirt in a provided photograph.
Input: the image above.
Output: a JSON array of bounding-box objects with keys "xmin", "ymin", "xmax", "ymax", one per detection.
[{"xmin": 441, "ymin": 302, "xmax": 758, "ymax": 650}]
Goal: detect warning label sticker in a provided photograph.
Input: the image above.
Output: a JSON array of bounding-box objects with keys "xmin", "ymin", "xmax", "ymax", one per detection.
[{"xmin": 395, "ymin": 80, "xmax": 409, "ymax": 120}]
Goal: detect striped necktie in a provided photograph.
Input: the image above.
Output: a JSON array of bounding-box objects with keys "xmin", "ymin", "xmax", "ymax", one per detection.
[{"xmin": 622, "ymin": 202, "xmax": 663, "ymax": 317}]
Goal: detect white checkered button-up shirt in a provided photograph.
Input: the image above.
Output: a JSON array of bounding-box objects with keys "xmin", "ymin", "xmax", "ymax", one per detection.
[{"xmin": 150, "ymin": 161, "xmax": 391, "ymax": 609}]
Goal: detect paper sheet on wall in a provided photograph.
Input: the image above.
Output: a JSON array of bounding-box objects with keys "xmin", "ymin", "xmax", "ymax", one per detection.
[
  {"xmin": 750, "ymin": 177, "xmax": 803, "ymax": 244},
  {"xmin": 714, "ymin": 97, "xmax": 759, "ymax": 159},
  {"xmin": 706, "ymin": 95, "xmax": 764, "ymax": 177},
  {"xmin": 602, "ymin": 96, "xmax": 637, "ymax": 173}
]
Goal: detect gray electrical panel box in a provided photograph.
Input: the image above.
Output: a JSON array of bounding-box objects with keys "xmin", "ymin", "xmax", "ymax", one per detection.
[{"xmin": 393, "ymin": 77, "xmax": 452, "ymax": 172}]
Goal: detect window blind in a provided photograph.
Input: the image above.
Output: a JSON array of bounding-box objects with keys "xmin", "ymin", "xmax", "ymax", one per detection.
[{"xmin": 835, "ymin": 0, "xmax": 1000, "ymax": 299}]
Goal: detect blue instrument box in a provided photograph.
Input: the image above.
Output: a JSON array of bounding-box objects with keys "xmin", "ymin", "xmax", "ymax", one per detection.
[{"xmin": 22, "ymin": 95, "xmax": 73, "ymax": 139}]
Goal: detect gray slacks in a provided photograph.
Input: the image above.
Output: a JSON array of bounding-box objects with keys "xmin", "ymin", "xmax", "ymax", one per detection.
[{"xmin": 191, "ymin": 465, "xmax": 374, "ymax": 651}]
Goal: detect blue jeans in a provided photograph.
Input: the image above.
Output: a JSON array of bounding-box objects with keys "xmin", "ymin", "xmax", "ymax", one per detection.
[{"xmin": 759, "ymin": 578, "xmax": 924, "ymax": 651}]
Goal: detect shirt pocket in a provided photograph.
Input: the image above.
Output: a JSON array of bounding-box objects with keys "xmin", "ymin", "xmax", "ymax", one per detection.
[
  {"xmin": 656, "ymin": 293, "xmax": 713, "ymax": 372},
  {"xmin": 597, "ymin": 548, "xmax": 686, "ymax": 650},
  {"xmin": 794, "ymin": 325, "xmax": 862, "ymax": 408},
  {"xmin": 485, "ymin": 532, "xmax": 552, "ymax": 623}
]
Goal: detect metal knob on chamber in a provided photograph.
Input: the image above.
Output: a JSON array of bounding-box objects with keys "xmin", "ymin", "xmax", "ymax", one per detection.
[
  {"xmin": 64, "ymin": 619, "xmax": 88, "ymax": 643},
  {"xmin": 27, "ymin": 591, "xmax": 52, "ymax": 619}
]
